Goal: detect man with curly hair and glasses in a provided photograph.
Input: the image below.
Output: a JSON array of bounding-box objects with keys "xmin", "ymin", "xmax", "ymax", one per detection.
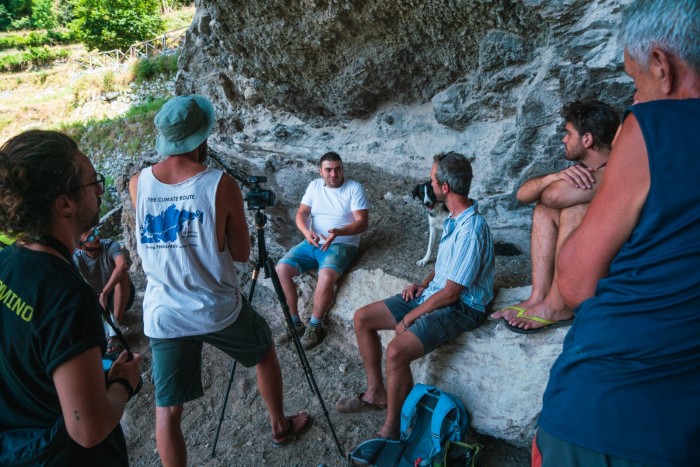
[{"xmin": 0, "ymin": 130, "xmax": 142, "ymax": 465}]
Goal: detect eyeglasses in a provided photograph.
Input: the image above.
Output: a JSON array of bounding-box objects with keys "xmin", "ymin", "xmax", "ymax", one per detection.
[
  {"xmin": 79, "ymin": 227, "xmax": 100, "ymax": 246},
  {"xmin": 73, "ymin": 173, "xmax": 105, "ymax": 192}
]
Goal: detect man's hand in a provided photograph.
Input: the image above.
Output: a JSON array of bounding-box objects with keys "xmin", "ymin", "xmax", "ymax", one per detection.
[
  {"xmin": 319, "ymin": 228, "xmax": 339, "ymax": 251},
  {"xmin": 108, "ymin": 350, "xmax": 143, "ymax": 396},
  {"xmin": 555, "ymin": 164, "xmax": 596, "ymax": 189},
  {"xmin": 395, "ymin": 318, "xmax": 412, "ymax": 336},
  {"xmin": 401, "ymin": 283, "xmax": 425, "ymax": 301},
  {"xmin": 99, "ymin": 292, "xmax": 108, "ymax": 311},
  {"xmin": 303, "ymin": 229, "xmax": 321, "ymax": 248}
]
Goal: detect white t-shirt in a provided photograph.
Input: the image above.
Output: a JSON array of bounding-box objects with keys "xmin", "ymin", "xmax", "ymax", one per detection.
[{"xmin": 301, "ymin": 178, "xmax": 369, "ymax": 247}]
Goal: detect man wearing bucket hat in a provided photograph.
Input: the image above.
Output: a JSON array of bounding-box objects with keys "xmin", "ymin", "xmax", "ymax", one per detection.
[{"xmin": 130, "ymin": 95, "xmax": 311, "ymax": 466}]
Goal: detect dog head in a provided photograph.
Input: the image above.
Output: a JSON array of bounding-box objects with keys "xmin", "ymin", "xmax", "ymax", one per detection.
[{"xmin": 412, "ymin": 181, "xmax": 438, "ymax": 210}]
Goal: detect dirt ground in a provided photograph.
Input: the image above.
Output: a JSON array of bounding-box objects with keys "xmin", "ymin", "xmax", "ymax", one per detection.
[{"xmin": 116, "ymin": 161, "xmax": 532, "ymax": 466}]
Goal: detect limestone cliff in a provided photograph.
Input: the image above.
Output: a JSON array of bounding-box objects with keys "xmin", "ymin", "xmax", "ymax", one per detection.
[{"xmin": 173, "ymin": 0, "xmax": 633, "ymax": 251}]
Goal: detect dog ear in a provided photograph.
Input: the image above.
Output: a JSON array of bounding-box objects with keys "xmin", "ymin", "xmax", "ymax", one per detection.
[{"xmin": 412, "ymin": 184, "xmax": 420, "ymax": 199}]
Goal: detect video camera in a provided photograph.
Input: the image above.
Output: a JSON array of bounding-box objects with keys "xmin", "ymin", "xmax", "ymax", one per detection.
[
  {"xmin": 203, "ymin": 149, "xmax": 275, "ymax": 210},
  {"xmin": 244, "ymin": 176, "xmax": 276, "ymax": 210}
]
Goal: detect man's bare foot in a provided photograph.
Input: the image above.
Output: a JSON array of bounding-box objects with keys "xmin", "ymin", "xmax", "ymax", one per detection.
[
  {"xmin": 271, "ymin": 411, "xmax": 312, "ymax": 447},
  {"xmin": 506, "ymin": 302, "xmax": 573, "ymax": 330},
  {"xmin": 375, "ymin": 428, "xmax": 400, "ymax": 440},
  {"xmin": 489, "ymin": 298, "xmax": 539, "ymax": 320}
]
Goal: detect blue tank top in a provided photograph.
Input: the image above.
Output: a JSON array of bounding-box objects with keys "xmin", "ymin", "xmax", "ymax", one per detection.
[{"xmin": 539, "ymin": 99, "xmax": 700, "ymax": 466}]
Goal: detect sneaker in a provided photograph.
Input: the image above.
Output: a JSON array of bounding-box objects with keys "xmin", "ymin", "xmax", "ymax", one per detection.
[
  {"xmin": 301, "ymin": 324, "xmax": 326, "ymax": 350},
  {"xmin": 275, "ymin": 321, "xmax": 305, "ymax": 346}
]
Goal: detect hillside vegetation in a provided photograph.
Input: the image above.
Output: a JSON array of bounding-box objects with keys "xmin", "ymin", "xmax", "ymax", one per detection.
[{"xmin": 0, "ymin": 6, "xmax": 194, "ymax": 213}]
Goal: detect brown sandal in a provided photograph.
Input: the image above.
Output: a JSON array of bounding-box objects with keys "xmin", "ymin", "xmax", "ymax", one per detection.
[
  {"xmin": 271, "ymin": 411, "xmax": 312, "ymax": 447},
  {"xmin": 336, "ymin": 392, "xmax": 387, "ymax": 413}
]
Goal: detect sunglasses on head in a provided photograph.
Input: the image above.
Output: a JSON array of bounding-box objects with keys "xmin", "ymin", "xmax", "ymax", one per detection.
[{"xmin": 79, "ymin": 227, "xmax": 100, "ymax": 247}]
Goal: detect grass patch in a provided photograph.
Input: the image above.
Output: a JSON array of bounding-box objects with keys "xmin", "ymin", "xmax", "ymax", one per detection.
[
  {"xmin": 163, "ymin": 6, "xmax": 195, "ymax": 31},
  {"xmin": 0, "ymin": 46, "xmax": 70, "ymax": 72},
  {"xmin": 60, "ymin": 98, "xmax": 166, "ymax": 165},
  {"xmin": 132, "ymin": 53, "xmax": 179, "ymax": 82},
  {"xmin": 125, "ymin": 97, "xmax": 169, "ymax": 117},
  {"xmin": 0, "ymin": 29, "xmax": 76, "ymax": 52}
]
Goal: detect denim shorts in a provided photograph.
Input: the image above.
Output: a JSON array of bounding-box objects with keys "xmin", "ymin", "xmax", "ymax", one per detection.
[
  {"xmin": 150, "ymin": 300, "xmax": 272, "ymax": 407},
  {"xmin": 383, "ymin": 294, "xmax": 485, "ymax": 355},
  {"xmin": 278, "ymin": 240, "xmax": 358, "ymax": 275}
]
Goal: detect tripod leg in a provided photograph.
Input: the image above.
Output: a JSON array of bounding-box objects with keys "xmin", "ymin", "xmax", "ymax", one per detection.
[
  {"xmin": 211, "ymin": 361, "xmax": 237, "ymax": 458},
  {"xmin": 212, "ymin": 255, "xmax": 263, "ymax": 455},
  {"xmin": 265, "ymin": 258, "xmax": 345, "ymax": 457}
]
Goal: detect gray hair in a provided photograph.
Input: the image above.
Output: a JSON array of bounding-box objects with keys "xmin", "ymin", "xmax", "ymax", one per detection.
[
  {"xmin": 433, "ymin": 152, "xmax": 473, "ymax": 197},
  {"xmin": 620, "ymin": 0, "xmax": 700, "ymax": 73}
]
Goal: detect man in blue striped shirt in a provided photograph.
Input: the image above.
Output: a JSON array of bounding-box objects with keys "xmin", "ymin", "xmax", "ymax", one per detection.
[{"xmin": 336, "ymin": 152, "xmax": 494, "ymax": 440}]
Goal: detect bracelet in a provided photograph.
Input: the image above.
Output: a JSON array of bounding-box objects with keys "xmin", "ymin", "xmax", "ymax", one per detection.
[{"xmin": 107, "ymin": 377, "xmax": 134, "ymax": 401}]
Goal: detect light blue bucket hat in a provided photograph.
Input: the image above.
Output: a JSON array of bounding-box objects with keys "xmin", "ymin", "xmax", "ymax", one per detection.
[{"xmin": 154, "ymin": 95, "xmax": 215, "ymax": 156}]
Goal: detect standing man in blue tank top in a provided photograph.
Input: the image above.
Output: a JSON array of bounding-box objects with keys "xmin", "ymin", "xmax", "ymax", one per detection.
[
  {"xmin": 129, "ymin": 95, "xmax": 311, "ymax": 467},
  {"xmin": 534, "ymin": 1, "xmax": 700, "ymax": 466}
]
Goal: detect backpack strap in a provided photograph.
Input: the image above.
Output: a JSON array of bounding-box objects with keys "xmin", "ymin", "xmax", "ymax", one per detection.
[
  {"xmin": 429, "ymin": 391, "xmax": 468, "ymax": 457},
  {"xmin": 399, "ymin": 383, "xmax": 435, "ymax": 438}
]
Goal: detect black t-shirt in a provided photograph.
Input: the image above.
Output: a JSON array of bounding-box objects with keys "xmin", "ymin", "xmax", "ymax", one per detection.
[{"xmin": 0, "ymin": 244, "xmax": 127, "ymax": 465}]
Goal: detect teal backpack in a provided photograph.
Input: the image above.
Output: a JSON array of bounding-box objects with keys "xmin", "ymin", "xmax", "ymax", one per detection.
[{"xmin": 348, "ymin": 384, "xmax": 468, "ymax": 466}]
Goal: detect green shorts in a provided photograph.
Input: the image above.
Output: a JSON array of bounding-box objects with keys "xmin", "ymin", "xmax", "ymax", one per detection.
[{"xmin": 150, "ymin": 300, "xmax": 272, "ymax": 407}]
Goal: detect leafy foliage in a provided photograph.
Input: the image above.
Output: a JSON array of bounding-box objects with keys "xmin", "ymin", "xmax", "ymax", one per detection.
[
  {"xmin": 71, "ymin": 0, "xmax": 163, "ymax": 52},
  {"xmin": 0, "ymin": 45, "xmax": 68, "ymax": 72},
  {"xmin": 29, "ymin": 0, "xmax": 56, "ymax": 29},
  {"xmin": 0, "ymin": 29, "xmax": 74, "ymax": 51},
  {"xmin": 132, "ymin": 52, "xmax": 178, "ymax": 82},
  {"xmin": 0, "ymin": 0, "xmax": 61, "ymax": 31}
]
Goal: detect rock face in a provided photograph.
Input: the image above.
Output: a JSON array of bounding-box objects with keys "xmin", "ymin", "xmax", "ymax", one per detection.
[
  {"xmin": 119, "ymin": 0, "xmax": 635, "ymax": 450},
  {"xmin": 174, "ymin": 0, "xmax": 633, "ymax": 252}
]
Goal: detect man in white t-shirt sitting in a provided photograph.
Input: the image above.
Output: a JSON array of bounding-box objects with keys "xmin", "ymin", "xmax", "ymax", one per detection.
[{"xmin": 275, "ymin": 152, "xmax": 369, "ymax": 350}]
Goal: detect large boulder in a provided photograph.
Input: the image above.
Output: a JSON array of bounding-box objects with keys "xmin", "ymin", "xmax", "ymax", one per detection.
[{"xmin": 261, "ymin": 268, "xmax": 561, "ymax": 448}]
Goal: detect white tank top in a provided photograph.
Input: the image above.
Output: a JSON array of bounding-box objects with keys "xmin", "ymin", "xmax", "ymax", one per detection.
[{"xmin": 136, "ymin": 167, "xmax": 242, "ymax": 338}]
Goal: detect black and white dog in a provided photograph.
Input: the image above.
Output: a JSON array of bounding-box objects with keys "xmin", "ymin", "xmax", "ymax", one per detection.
[{"xmin": 412, "ymin": 181, "xmax": 449, "ymax": 266}]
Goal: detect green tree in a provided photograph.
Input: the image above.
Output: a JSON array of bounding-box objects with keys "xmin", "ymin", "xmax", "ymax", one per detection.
[
  {"xmin": 56, "ymin": 0, "xmax": 74, "ymax": 26},
  {"xmin": 30, "ymin": 0, "xmax": 57, "ymax": 29},
  {"xmin": 71, "ymin": 0, "xmax": 163, "ymax": 51},
  {"xmin": 0, "ymin": 5, "xmax": 12, "ymax": 30}
]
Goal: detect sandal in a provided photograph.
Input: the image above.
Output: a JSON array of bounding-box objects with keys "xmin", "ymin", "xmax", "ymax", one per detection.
[
  {"xmin": 271, "ymin": 411, "xmax": 312, "ymax": 447},
  {"xmin": 105, "ymin": 337, "xmax": 124, "ymax": 361},
  {"xmin": 336, "ymin": 392, "xmax": 387, "ymax": 413}
]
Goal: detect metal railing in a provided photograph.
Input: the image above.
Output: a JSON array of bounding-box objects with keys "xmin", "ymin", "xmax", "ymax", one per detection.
[{"xmin": 72, "ymin": 27, "xmax": 187, "ymax": 71}]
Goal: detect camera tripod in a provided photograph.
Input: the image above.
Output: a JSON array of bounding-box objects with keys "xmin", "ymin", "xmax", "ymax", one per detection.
[{"xmin": 212, "ymin": 208, "xmax": 344, "ymax": 458}]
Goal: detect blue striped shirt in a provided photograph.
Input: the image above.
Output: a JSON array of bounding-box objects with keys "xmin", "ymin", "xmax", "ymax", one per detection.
[{"xmin": 419, "ymin": 200, "xmax": 494, "ymax": 312}]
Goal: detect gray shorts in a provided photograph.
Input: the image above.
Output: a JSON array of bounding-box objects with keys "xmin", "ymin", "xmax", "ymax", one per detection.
[
  {"xmin": 150, "ymin": 300, "xmax": 272, "ymax": 407},
  {"xmin": 383, "ymin": 294, "xmax": 485, "ymax": 355}
]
